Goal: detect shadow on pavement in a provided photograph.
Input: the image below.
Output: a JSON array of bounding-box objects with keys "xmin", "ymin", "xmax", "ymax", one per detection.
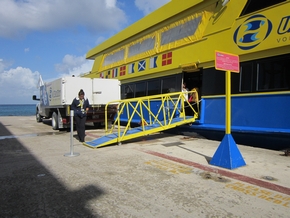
[
  {"xmin": 177, "ymin": 145, "xmax": 212, "ymax": 163},
  {"xmin": 0, "ymin": 122, "xmax": 104, "ymax": 217}
]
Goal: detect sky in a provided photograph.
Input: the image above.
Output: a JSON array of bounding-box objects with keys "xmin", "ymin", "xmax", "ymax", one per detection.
[{"xmin": 0, "ymin": 0, "xmax": 170, "ymax": 104}]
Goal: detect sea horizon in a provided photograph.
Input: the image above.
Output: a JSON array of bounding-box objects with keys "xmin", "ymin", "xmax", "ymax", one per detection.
[{"xmin": 0, "ymin": 104, "xmax": 36, "ymax": 116}]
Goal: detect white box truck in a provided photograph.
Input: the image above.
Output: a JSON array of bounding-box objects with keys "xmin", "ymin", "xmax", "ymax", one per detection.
[{"xmin": 32, "ymin": 76, "xmax": 120, "ymax": 130}]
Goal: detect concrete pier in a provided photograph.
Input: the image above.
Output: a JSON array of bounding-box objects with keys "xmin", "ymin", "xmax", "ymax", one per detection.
[{"xmin": 0, "ymin": 116, "xmax": 289, "ymax": 217}]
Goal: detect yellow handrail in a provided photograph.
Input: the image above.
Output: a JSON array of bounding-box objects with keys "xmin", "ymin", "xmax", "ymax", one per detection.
[{"xmin": 104, "ymin": 90, "xmax": 199, "ymax": 140}]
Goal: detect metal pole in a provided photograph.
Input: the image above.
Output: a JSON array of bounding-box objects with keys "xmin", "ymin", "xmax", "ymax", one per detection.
[
  {"xmin": 64, "ymin": 110, "xmax": 80, "ymax": 157},
  {"xmin": 226, "ymin": 70, "xmax": 231, "ymax": 134}
]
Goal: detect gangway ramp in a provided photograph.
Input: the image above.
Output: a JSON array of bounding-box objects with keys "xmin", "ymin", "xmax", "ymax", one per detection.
[{"xmin": 83, "ymin": 90, "xmax": 199, "ymax": 149}]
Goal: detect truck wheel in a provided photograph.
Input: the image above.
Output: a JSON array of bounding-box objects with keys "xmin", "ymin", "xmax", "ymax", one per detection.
[
  {"xmin": 52, "ymin": 112, "xmax": 59, "ymax": 130},
  {"xmin": 36, "ymin": 110, "xmax": 43, "ymax": 123}
]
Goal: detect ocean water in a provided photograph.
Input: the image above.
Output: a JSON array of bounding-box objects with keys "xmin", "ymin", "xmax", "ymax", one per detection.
[{"xmin": 0, "ymin": 104, "xmax": 36, "ymax": 116}]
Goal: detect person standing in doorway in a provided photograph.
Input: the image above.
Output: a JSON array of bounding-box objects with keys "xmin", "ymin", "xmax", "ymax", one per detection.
[
  {"xmin": 71, "ymin": 89, "xmax": 90, "ymax": 142},
  {"xmin": 182, "ymin": 82, "xmax": 190, "ymax": 115},
  {"xmin": 188, "ymin": 87, "xmax": 200, "ymax": 116},
  {"xmin": 182, "ymin": 82, "xmax": 189, "ymax": 101}
]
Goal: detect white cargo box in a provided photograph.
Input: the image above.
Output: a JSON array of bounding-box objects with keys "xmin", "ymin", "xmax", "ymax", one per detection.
[
  {"xmin": 40, "ymin": 77, "xmax": 120, "ymax": 106},
  {"xmin": 92, "ymin": 78, "xmax": 120, "ymax": 105}
]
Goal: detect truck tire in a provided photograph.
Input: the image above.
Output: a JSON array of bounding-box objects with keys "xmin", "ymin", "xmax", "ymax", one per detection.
[
  {"xmin": 36, "ymin": 110, "xmax": 43, "ymax": 123},
  {"xmin": 52, "ymin": 112, "xmax": 59, "ymax": 130}
]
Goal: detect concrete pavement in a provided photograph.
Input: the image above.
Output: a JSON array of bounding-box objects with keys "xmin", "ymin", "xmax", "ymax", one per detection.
[{"xmin": 0, "ymin": 116, "xmax": 289, "ymax": 217}]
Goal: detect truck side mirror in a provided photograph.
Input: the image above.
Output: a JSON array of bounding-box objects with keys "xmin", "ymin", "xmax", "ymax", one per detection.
[{"xmin": 32, "ymin": 95, "xmax": 40, "ymax": 101}]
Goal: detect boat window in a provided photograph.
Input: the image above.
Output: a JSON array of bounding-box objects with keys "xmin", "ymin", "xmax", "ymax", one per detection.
[
  {"xmin": 241, "ymin": 0, "xmax": 286, "ymax": 16},
  {"xmin": 202, "ymin": 68, "xmax": 225, "ymax": 95},
  {"xmin": 147, "ymin": 79, "xmax": 161, "ymax": 96},
  {"xmin": 240, "ymin": 63, "xmax": 253, "ymax": 92},
  {"xmin": 257, "ymin": 58, "xmax": 290, "ymax": 91},
  {"xmin": 161, "ymin": 16, "xmax": 202, "ymax": 46},
  {"xmin": 122, "ymin": 84, "xmax": 135, "ymax": 99},
  {"xmin": 135, "ymin": 82, "xmax": 146, "ymax": 97},
  {"xmin": 103, "ymin": 48, "xmax": 125, "ymax": 67},
  {"xmin": 128, "ymin": 36, "xmax": 155, "ymax": 58},
  {"xmin": 120, "ymin": 74, "xmax": 182, "ymax": 98},
  {"xmin": 162, "ymin": 76, "xmax": 179, "ymax": 93}
]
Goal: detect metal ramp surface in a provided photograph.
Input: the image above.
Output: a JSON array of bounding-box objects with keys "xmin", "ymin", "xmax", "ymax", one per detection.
[
  {"xmin": 84, "ymin": 116, "xmax": 196, "ymax": 148},
  {"xmin": 83, "ymin": 90, "xmax": 199, "ymax": 149}
]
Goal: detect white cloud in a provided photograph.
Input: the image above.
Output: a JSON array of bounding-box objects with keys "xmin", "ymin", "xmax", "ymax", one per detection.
[
  {"xmin": 60, "ymin": 61, "xmax": 94, "ymax": 78},
  {"xmin": 135, "ymin": 0, "xmax": 170, "ymax": 15},
  {"xmin": 0, "ymin": 59, "xmax": 13, "ymax": 73},
  {"xmin": 24, "ymin": 48, "xmax": 30, "ymax": 53},
  {"xmin": 0, "ymin": 66, "xmax": 40, "ymax": 103},
  {"xmin": 0, "ymin": 55, "xmax": 93, "ymax": 104},
  {"xmin": 0, "ymin": 0, "xmax": 127, "ymax": 38},
  {"xmin": 55, "ymin": 54, "xmax": 93, "ymax": 77},
  {"xmin": 105, "ymin": 0, "xmax": 116, "ymax": 8}
]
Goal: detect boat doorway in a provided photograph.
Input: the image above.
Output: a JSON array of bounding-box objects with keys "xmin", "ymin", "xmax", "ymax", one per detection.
[{"xmin": 183, "ymin": 69, "xmax": 202, "ymax": 97}]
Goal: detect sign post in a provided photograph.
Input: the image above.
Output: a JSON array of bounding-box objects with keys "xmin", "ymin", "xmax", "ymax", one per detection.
[
  {"xmin": 209, "ymin": 51, "xmax": 246, "ymax": 169},
  {"xmin": 225, "ymin": 70, "xmax": 231, "ymax": 135}
]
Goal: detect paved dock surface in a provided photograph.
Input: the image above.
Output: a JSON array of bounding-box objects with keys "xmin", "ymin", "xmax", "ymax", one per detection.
[{"xmin": 0, "ymin": 116, "xmax": 289, "ymax": 218}]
